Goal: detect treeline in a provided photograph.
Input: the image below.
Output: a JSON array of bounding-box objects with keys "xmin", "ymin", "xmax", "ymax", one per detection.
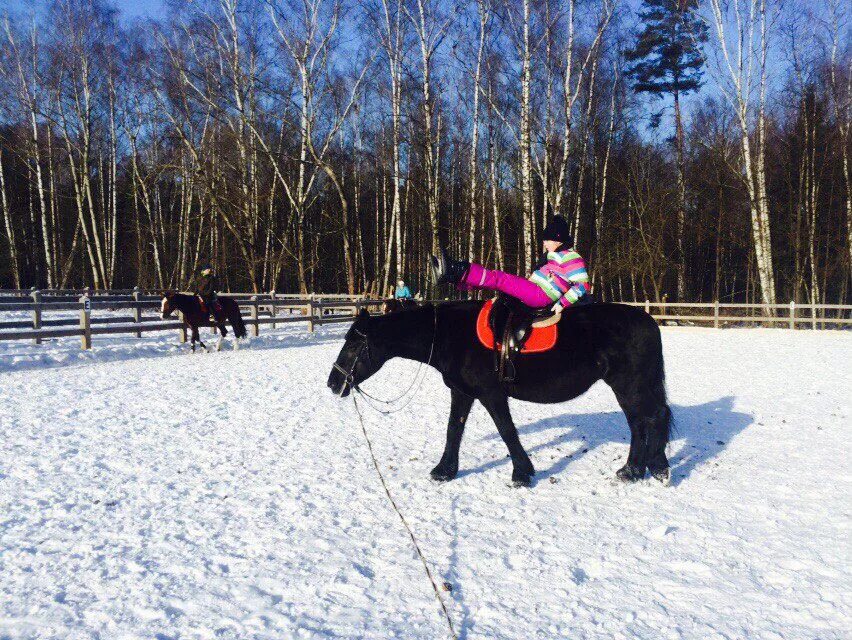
[{"xmin": 0, "ymin": 0, "xmax": 849, "ymax": 304}]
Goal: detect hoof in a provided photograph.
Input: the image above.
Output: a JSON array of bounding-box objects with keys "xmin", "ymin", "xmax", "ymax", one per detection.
[
  {"xmin": 511, "ymin": 470, "xmax": 534, "ymax": 488},
  {"xmin": 650, "ymin": 466, "xmax": 670, "ymax": 485},
  {"xmin": 616, "ymin": 464, "xmax": 645, "ymax": 483},
  {"xmin": 430, "ymin": 466, "xmax": 457, "ymax": 482}
]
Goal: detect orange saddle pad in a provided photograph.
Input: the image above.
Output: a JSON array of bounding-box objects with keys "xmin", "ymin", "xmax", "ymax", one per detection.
[{"xmin": 476, "ymin": 299, "xmax": 558, "ymax": 354}]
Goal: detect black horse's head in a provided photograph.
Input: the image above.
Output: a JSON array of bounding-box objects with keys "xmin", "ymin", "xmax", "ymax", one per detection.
[
  {"xmin": 161, "ymin": 291, "xmax": 178, "ymax": 319},
  {"xmin": 328, "ymin": 309, "xmax": 386, "ymax": 397}
]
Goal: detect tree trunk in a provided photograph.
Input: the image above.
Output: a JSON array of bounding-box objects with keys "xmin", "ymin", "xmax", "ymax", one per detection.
[
  {"xmin": 0, "ymin": 149, "xmax": 21, "ymax": 288},
  {"xmin": 519, "ymin": 0, "xmax": 533, "ymax": 271},
  {"xmin": 674, "ymin": 89, "xmax": 686, "ymax": 301}
]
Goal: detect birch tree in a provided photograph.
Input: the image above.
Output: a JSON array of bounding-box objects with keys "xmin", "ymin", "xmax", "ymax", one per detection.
[
  {"xmin": 825, "ymin": 0, "xmax": 851, "ymax": 283},
  {"xmin": 405, "ymin": 0, "xmax": 454, "ymax": 258},
  {"xmin": 3, "ymin": 18, "xmax": 56, "ymax": 287},
  {"xmin": 372, "ymin": 0, "xmax": 407, "ymax": 293},
  {"xmin": 706, "ymin": 0, "xmax": 778, "ymax": 305}
]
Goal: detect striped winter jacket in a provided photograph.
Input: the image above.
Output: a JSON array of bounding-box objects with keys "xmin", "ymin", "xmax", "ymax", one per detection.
[{"xmin": 528, "ymin": 248, "xmax": 589, "ymax": 307}]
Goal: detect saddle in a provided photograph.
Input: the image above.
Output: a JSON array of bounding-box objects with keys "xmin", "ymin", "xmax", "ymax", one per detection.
[
  {"xmin": 476, "ymin": 296, "xmax": 560, "ymax": 383},
  {"xmin": 198, "ymin": 297, "xmax": 223, "ymax": 320}
]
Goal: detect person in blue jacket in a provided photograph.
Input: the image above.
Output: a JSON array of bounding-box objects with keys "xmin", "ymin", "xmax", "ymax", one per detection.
[{"xmin": 394, "ymin": 279, "xmax": 412, "ymax": 300}]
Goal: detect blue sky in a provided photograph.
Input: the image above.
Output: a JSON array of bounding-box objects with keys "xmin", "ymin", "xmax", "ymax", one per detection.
[
  {"xmin": 3, "ymin": 0, "xmax": 824, "ymax": 140},
  {"xmin": 6, "ymin": 0, "xmax": 165, "ymax": 22}
]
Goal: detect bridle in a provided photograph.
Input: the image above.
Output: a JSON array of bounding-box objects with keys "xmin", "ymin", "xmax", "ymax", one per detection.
[
  {"xmin": 332, "ymin": 328, "xmax": 371, "ymax": 397},
  {"xmin": 333, "ymin": 306, "xmax": 438, "ymax": 411}
]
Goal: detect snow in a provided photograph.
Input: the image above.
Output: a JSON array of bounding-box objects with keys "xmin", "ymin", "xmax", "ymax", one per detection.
[{"xmin": 1, "ymin": 324, "xmax": 850, "ymax": 639}]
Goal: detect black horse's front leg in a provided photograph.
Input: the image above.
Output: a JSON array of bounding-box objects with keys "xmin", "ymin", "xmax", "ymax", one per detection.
[
  {"xmin": 431, "ymin": 389, "xmax": 474, "ymax": 482},
  {"xmin": 480, "ymin": 393, "xmax": 535, "ymax": 487}
]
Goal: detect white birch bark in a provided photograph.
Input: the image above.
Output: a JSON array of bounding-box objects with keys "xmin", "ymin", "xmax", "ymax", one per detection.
[
  {"xmin": 707, "ymin": 0, "xmax": 777, "ymax": 305},
  {"xmin": 376, "ymin": 0, "xmax": 405, "ymax": 291},
  {"xmin": 827, "ymin": 0, "xmax": 852, "ymax": 285},
  {"xmin": 3, "ymin": 19, "xmax": 55, "ymax": 287},
  {"xmin": 405, "ymin": 0, "xmax": 453, "ymax": 257},
  {"xmin": 468, "ymin": 0, "xmax": 489, "ymax": 262},
  {"xmin": 520, "ymin": 0, "xmax": 533, "ymax": 271}
]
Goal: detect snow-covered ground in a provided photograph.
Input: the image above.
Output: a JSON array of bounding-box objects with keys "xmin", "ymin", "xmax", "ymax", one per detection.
[{"xmin": 1, "ymin": 324, "xmax": 850, "ymax": 639}]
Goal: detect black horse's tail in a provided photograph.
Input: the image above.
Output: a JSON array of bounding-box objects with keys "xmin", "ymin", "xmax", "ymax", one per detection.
[
  {"xmin": 229, "ymin": 302, "xmax": 248, "ymax": 339},
  {"xmin": 652, "ymin": 348, "xmax": 673, "ymax": 445}
]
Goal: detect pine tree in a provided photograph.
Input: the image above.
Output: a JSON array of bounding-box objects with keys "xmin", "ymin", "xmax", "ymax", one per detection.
[{"xmin": 626, "ymin": 0, "xmax": 707, "ymax": 301}]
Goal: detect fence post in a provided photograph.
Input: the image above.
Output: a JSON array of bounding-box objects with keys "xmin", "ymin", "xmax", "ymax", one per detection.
[
  {"xmin": 307, "ymin": 298, "xmax": 315, "ymax": 333},
  {"xmin": 250, "ymin": 295, "xmax": 259, "ymax": 337},
  {"xmin": 177, "ymin": 311, "xmax": 187, "ymax": 343},
  {"xmin": 132, "ymin": 286, "xmax": 142, "ymax": 338},
  {"xmin": 644, "ymin": 299, "xmax": 650, "ymax": 315},
  {"xmin": 269, "ymin": 290, "xmax": 277, "ymax": 329},
  {"xmin": 31, "ymin": 288, "xmax": 42, "ymax": 345},
  {"xmin": 79, "ymin": 294, "xmax": 92, "ymax": 350},
  {"xmin": 714, "ymin": 300, "xmax": 720, "ymax": 329},
  {"xmin": 789, "ymin": 301, "xmax": 796, "ymax": 330}
]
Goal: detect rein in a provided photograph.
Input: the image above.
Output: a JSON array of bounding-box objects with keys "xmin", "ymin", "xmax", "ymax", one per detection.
[{"xmin": 334, "ymin": 305, "xmax": 438, "ymax": 415}]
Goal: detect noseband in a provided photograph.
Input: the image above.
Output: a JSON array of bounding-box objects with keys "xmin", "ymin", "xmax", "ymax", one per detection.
[{"xmin": 333, "ymin": 329, "xmax": 371, "ymax": 396}]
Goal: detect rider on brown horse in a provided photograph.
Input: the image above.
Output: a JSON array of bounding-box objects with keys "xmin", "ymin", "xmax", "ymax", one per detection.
[{"xmin": 191, "ymin": 263, "xmax": 224, "ymax": 323}]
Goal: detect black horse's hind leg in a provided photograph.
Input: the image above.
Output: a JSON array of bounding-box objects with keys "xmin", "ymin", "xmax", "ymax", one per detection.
[
  {"xmin": 431, "ymin": 389, "xmax": 474, "ymax": 482},
  {"xmin": 613, "ymin": 383, "xmax": 670, "ymax": 483},
  {"xmin": 616, "ymin": 412, "xmax": 651, "ymax": 482},
  {"xmin": 480, "ymin": 393, "xmax": 535, "ymax": 487},
  {"xmin": 645, "ymin": 405, "xmax": 672, "ymax": 483}
]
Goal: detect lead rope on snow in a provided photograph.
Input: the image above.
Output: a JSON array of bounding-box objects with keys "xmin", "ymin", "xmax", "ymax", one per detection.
[{"xmin": 351, "ymin": 394, "xmax": 457, "ymax": 640}]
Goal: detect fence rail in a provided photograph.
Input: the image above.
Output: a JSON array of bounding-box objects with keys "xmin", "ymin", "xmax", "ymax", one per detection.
[
  {"xmin": 0, "ymin": 288, "xmax": 849, "ymax": 351},
  {"xmin": 0, "ymin": 287, "xmax": 389, "ymax": 349},
  {"xmin": 619, "ymin": 300, "xmax": 852, "ymax": 329}
]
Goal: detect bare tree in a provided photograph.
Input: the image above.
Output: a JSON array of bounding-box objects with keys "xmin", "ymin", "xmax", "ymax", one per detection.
[
  {"xmin": 706, "ymin": 0, "xmax": 778, "ymax": 305},
  {"xmin": 825, "ymin": 0, "xmax": 851, "ymax": 283}
]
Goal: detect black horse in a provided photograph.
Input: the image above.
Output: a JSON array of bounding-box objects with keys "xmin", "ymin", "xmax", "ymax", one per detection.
[
  {"xmin": 328, "ymin": 301, "xmax": 671, "ymax": 487},
  {"xmin": 382, "ymin": 297, "xmax": 421, "ymax": 314},
  {"xmin": 161, "ymin": 291, "xmax": 248, "ymax": 352}
]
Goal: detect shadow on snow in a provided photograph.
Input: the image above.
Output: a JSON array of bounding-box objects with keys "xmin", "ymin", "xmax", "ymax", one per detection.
[{"xmin": 464, "ymin": 395, "xmax": 752, "ymax": 487}]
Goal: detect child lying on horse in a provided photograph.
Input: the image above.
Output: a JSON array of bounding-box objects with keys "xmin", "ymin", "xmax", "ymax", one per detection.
[{"xmin": 431, "ymin": 215, "xmax": 590, "ymax": 312}]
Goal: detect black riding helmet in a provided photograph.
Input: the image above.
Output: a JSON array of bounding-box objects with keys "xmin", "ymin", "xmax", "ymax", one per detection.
[{"xmin": 542, "ymin": 215, "xmax": 573, "ymax": 247}]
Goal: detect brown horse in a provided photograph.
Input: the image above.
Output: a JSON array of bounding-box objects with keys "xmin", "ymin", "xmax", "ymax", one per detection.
[{"xmin": 161, "ymin": 292, "xmax": 248, "ymax": 352}]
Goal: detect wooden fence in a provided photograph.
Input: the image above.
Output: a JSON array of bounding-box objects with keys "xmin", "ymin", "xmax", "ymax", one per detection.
[
  {"xmin": 620, "ymin": 300, "xmax": 852, "ymax": 330},
  {"xmin": 0, "ymin": 287, "xmax": 387, "ymax": 350},
  {"xmin": 0, "ymin": 288, "xmax": 849, "ymax": 351}
]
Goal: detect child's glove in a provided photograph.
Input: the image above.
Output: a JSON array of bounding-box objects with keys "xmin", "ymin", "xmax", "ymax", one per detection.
[{"xmin": 550, "ymin": 300, "xmax": 565, "ymax": 314}]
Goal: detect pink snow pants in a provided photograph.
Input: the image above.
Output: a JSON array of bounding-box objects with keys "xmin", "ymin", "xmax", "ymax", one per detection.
[{"xmin": 461, "ymin": 263, "xmax": 553, "ymax": 308}]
